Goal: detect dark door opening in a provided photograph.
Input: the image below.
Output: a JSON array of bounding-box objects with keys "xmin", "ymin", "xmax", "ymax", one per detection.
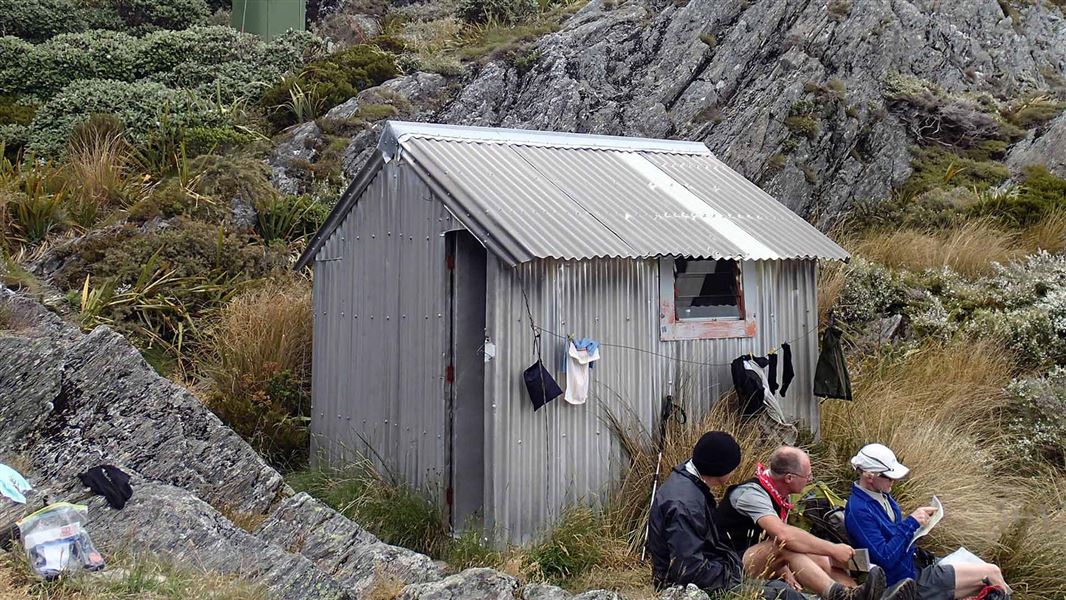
[{"xmin": 446, "ymin": 230, "xmax": 487, "ymax": 532}]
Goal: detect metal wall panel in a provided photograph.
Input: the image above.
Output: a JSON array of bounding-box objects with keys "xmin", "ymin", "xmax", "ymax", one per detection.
[
  {"xmin": 483, "ymin": 257, "xmax": 819, "ymax": 544},
  {"xmin": 310, "ymin": 160, "xmax": 462, "ymax": 493}
]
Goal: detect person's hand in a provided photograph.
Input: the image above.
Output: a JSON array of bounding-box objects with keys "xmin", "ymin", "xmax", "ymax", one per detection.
[
  {"xmin": 782, "ymin": 569, "xmax": 802, "ymax": 592},
  {"xmin": 829, "ymin": 543, "xmax": 855, "ymax": 565},
  {"xmin": 910, "ymin": 507, "xmax": 937, "ymax": 526}
]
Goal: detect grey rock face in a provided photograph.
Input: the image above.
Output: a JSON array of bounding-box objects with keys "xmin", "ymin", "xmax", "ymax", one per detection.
[
  {"xmin": 0, "ymin": 323, "xmax": 284, "ymax": 513},
  {"xmin": 571, "ymin": 591, "xmax": 625, "ymax": 600},
  {"xmin": 86, "ymin": 483, "xmax": 352, "ymax": 600},
  {"xmin": 438, "ymin": 0, "xmax": 1066, "ymax": 224},
  {"xmin": 522, "ymin": 582, "xmax": 573, "ymax": 600},
  {"xmin": 658, "ymin": 584, "xmax": 711, "ymax": 600},
  {"xmin": 397, "ymin": 568, "xmax": 519, "ymax": 600},
  {"xmin": 1007, "ymin": 112, "xmax": 1066, "ymax": 177},
  {"xmin": 340, "ymin": 72, "xmax": 451, "ymax": 180},
  {"xmin": 256, "ymin": 492, "xmax": 444, "ymax": 596},
  {"xmin": 270, "ymin": 121, "xmax": 325, "ymax": 195}
]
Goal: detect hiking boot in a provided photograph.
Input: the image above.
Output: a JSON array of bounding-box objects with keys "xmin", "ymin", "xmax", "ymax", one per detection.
[
  {"xmin": 882, "ymin": 579, "xmax": 916, "ymax": 600},
  {"xmin": 862, "ymin": 566, "xmax": 887, "ymax": 600},
  {"xmin": 826, "ymin": 566, "xmax": 886, "ymax": 600}
]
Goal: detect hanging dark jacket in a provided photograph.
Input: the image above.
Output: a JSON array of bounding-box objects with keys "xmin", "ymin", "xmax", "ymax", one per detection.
[
  {"xmin": 814, "ymin": 326, "xmax": 852, "ymax": 400},
  {"xmin": 647, "ymin": 464, "xmax": 743, "ymax": 592},
  {"xmin": 730, "ymin": 356, "xmax": 769, "ymax": 419}
]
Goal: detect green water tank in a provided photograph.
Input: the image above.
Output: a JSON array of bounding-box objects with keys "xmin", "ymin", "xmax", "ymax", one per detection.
[{"xmin": 232, "ymin": 0, "xmax": 306, "ymax": 40}]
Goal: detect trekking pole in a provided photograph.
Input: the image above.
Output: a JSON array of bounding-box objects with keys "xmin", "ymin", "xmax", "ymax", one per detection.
[{"xmin": 642, "ymin": 385, "xmax": 681, "ymax": 562}]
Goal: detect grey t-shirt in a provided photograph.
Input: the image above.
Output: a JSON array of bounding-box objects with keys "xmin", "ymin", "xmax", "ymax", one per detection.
[{"xmin": 729, "ymin": 481, "xmax": 778, "ymax": 524}]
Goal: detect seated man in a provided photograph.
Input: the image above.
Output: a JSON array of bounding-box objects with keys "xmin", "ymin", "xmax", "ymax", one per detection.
[
  {"xmin": 718, "ymin": 446, "xmax": 905, "ymax": 600},
  {"xmin": 647, "ymin": 432, "xmax": 804, "ymax": 600},
  {"xmin": 845, "ymin": 444, "xmax": 1011, "ymax": 600}
]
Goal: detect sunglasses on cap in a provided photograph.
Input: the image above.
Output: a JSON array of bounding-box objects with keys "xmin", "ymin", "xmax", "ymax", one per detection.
[{"xmin": 860, "ymin": 449, "xmax": 899, "ymax": 480}]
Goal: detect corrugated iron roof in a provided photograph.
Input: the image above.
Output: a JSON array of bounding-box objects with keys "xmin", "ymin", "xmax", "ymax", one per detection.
[{"xmin": 297, "ymin": 121, "xmax": 849, "ymax": 269}]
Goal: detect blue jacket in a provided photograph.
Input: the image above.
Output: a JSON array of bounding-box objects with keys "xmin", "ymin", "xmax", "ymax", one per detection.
[{"xmin": 844, "ymin": 483, "xmax": 921, "ymax": 585}]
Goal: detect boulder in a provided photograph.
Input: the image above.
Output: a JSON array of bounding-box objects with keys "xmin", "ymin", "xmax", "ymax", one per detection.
[
  {"xmin": 86, "ymin": 483, "xmax": 351, "ymax": 600},
  {"xmin": 397, "ymin": 567, "xmax": 519, "ymax": 600},
  {"xmin": 522, "ymin": 582, "xmax": 572, "ymax": 600},
  {"xmin": 255, "ymin": 492, "xmax": 444, "ymax": 596},
  {"xmin": 658, "ymin": 584, "xmax": 711, "ymax": 600}
]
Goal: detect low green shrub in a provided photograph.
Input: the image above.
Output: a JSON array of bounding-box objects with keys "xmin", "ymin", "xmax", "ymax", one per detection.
[
  {"xmin": 10, "ymin": 30, "xmax": 140, "ymax": 98},
  {"xmin": 455, "ymin": 0, "xmax": 539, "ymax": 24},
  {"xmin": 27, "ymin": 79, "xmax": 225, "ymax": 157},
  {"xmin": 900, "ymin": 145, "xmax": 1010, "ymax": 199},
  {"xmin": 969, "ymin": 165, "xmax": 1066, "ymax": 227},
  {"xmin": 0, "ymin": 0, "xmax": 85, "ymax": 41},
  {"xmin": 261, "ymin": 45, "xmax": 399, "ymax": 129},
  {"xmin": 256, "ymin": 194, "xmax": 328, "ymax": 243},
  {"xmin": 1002, "ymin": 369, "xmax": 1066, "ymax": 473},
  {"xmin": 111, "ymin": 0, "xmax": 209, "ymax": 33},
  {"xmin": 525, "ymin": 506, "xmax": 614, "ymax": 584},
  {"xmin": 883, "ymin": 73, "xmax": 1019, "ymax": 148},
  {"xmin": 288, "ymin": 461, "xmax": 451, "ymax": 555}
]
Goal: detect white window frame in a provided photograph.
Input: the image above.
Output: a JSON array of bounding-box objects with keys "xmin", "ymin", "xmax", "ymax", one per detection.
[{"xmin": 658, "ymin": 257, "xmax": 757, "ymax": 341}]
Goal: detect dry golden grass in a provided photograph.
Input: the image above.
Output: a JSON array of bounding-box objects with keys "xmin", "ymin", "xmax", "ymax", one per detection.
[
  {"xmin": 992, "ymin": 483, "xmax": 1066, "ymax": 600},
  {"xmin": 205, "ymin": 277, "xmax": 312, "ymax": 399},
  {"xmin": 605, "ymin": 398, "xmax": 788, "ymax": 558},
  {"xmin": 63, "ymin": 130, "xmax": 144, "ymax": 228},
  {"xmin": 364, "ymin": 568, "xmax": 407, "ymax": 600},
  {"xmin": 820, "ymin": 338, "xmax": 1019, "ymax": 556},
  {"xmin": 845, "ymin": 219, "xmax": 1020, "ymax": 277},
  {"xmin": 817, "ymin": 261, "xmax": 846, "ymax": 327},
  {"xmin": 0, "ymin": 551, "xmax": 266, "ymax": 600},
  {"xmin": 1021, "ymin": 209, "xmax": 1066, "ymax": 254}
]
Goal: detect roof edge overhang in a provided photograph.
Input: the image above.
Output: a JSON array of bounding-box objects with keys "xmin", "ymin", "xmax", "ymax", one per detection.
[{"xmin": 294, "ymin": 150, "xmax": 385, "ymax": 271}]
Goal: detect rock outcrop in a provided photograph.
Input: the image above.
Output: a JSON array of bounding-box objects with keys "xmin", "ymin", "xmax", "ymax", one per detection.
[
  {"xmin": 0, "ymin": 286, "xmax": 442, "ymax": 599},
  {"xmin": 438, "ymin": 0, "xmax": 1066, "ymax": 223}
]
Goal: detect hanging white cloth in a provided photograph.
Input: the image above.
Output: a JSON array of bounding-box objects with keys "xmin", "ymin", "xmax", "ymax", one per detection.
[
  {"xmin": 564, "ymin": 341, "xmax": 600, "ymax": 404},
  {"xmin": 742, "ymin": 359, "xmax": 789, "ymax": 426}
]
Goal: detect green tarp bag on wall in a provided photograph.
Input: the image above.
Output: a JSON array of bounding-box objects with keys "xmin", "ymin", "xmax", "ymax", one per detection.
[{"xmin": 814, "ymin": 325, "xmax": 852, "ymax": 400}]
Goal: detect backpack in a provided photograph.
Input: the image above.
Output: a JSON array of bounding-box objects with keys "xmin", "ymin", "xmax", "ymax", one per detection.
[{"xmin": 791, "ymin": 482, "xmax": 851, "ymax": 544}]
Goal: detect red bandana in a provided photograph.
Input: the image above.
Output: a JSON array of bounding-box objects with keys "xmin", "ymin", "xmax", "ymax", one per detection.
[{"xmin": 756, "ymin": 463, "xmax": 793, "ymax": 521}]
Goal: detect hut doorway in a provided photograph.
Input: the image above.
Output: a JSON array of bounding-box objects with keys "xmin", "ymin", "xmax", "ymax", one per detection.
[{"xmin": 446, "ymin": 230, "xmax": 487, "ymax": 532}]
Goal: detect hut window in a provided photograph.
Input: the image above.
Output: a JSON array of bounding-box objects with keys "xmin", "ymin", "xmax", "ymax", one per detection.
[
  {"xmin": 658, "ymin": 257, "xmax": 756, "ymax": 341},
  {"xmin": 673, "ymin": 258, "xmax": 742, "ymax": 320}
]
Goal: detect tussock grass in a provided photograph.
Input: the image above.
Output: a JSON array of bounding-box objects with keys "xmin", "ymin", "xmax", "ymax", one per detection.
[
  {"xmin": 204, "ymin": 277, "xmax": 314, "ymax": 469},
  {"xmin": 287, "ymin": 458, "xmax": 453, "ymax": 559},
  {"xmin": 1021, "ymin": 208, "xmax": 1066, "ymax": 254},
  {"xmin": 845, "ymin": 219, "xmax": 1020, "ymax": 277},
  {"xmin": 991, "ymin": 483, "xmax": 1066, "ymax": 600},
  {"xmin": 820, "ymin": 338, "xmax": 1018, "ymax": 556},
  {"xmin": 817, "ymin": 261, "xmax": 846, "ymax": 327},
  {"xmin": 206, "ymin": 278, "xmax": 312, "ymax": 398},
  {"xmin": 65, "ymin": 129, "xmax": 139, "ymax": 227},
  {"xmin": 0, "ymin": 551, "xmax": 266, "ymax": 600}
]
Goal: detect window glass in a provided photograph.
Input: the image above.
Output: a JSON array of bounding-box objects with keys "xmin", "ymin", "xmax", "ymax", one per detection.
[{"xmin": 674, "ymin": 258, "xmax": 740, "ymax": 319}]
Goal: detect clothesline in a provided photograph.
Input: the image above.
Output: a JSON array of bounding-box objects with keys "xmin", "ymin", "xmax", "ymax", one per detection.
[{"xmin": 532, "ymin": 322, "xmax": 821, "ymax": 369}]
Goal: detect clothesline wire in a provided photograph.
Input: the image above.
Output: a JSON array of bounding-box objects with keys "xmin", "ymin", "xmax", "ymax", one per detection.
[{"xmin": 533, "ymin": 321, "xmax": 821, "ymax": 368}]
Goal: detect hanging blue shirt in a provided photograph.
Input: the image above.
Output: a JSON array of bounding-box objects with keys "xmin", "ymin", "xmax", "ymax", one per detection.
[
  {"xmin": 573, "ymin": 338, "xmax": 600, "ymax": 369},
  {"xmin": 0, "ymin": 463, "xmax": 32, "ymax": 504},
  {"xmin": 844, "ymin": 483, "xmax": 921, "ymax": 586}
]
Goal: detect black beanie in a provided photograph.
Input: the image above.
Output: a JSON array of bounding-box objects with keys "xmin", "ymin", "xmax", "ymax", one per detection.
[{"xmin": 691, "ymin": 431, "xmax": 741, "ymax": 477}]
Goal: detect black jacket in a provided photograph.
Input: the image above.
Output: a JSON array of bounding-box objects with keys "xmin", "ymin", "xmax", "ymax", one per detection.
[{"xmin": 647, "ymin": 464, "xmax": 743, "ymax": 592}]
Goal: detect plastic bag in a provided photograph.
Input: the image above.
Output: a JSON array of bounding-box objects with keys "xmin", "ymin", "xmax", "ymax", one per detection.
[{"xmin": 16, "ymin": 502, "xmax": 105, "ymax": 580}]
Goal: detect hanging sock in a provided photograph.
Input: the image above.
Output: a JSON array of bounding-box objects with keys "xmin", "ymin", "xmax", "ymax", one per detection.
[
  {"xmin": 780, "ymin": 343, "xmax": 795, "ymax": 397},
  {"xmin": 768, "ymin": 352, "xmax": 779, "ymax": 394},
  {"xmin": 564, "ymin": 341, "xmax": 600, "ymax": 404},
  {"xmin": 814, "ymin": 326, "xmax": 852, "ymax": 400},
  {"xmin": 0, "ymin": 463, "xmax": 32, "ymax": 504}
]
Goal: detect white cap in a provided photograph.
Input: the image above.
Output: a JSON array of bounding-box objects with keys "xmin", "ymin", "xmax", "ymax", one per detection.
[{"xmin": 851, "ymin": 443, "xmax": 910, "ymax": 480}]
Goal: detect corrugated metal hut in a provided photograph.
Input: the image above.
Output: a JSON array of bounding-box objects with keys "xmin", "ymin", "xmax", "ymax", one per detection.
[{"xmin": 296, "ymin": 121, "xmax": 849, "ymax": 545}]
